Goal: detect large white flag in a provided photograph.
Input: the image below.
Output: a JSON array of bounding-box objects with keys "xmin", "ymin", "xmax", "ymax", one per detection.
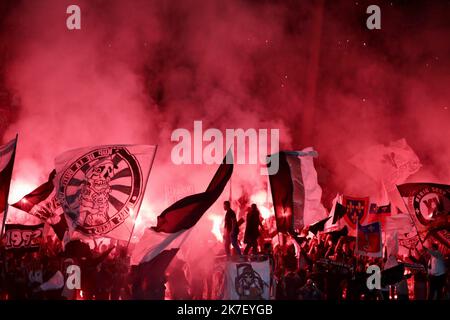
[
  {"xmin": 349, "ymin": 138, "xmax": 421, "ymax": 191},
  {"xmin": 54, "ymin": 144, "xmax": 156, "ymax": 241}
]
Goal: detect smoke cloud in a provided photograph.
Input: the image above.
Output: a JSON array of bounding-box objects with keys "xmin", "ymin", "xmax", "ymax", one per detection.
[{"xmin": 0, "ymin": 0, "xmax": 448, "ymax": 270}]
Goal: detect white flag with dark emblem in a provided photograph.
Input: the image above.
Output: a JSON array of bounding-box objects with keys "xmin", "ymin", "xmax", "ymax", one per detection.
[
  {"xmin": 54, "ymin": 145, "xmax": 157, "ymax": 241},
  {"xmin": 349, "ymin": 138, "xmax": 421, "ymax": 192}
]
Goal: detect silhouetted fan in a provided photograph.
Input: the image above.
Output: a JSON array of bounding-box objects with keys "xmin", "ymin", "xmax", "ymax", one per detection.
[
  {"xmin": 381, "ymin": 263, "xmax": 408, "ymax": 286},
  {"xmin": 63, "ymin": 239, "xmax": 92, "ymax": 259},
  {"xmin": 326, "ymin": 226, "xmax": 350, "ymax": 242}
]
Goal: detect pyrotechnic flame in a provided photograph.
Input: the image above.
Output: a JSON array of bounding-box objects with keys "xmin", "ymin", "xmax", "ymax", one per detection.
[
  {"xmin": 8, "ymin": 179, "xmax": 36, "ymax": 203},
  {"xmin": 259, "ymin": 206, "xmax": 272, "ymax": 220},
  {"xmin": 250, "ymin": 190, "xmax": 274, "ymax": 219},
  {"xmin": 130, "ymin": 200, "xmax": 158, "ymax": 240},
  {"xmin": 208, "ymin": 213, "xmax": 223, "ymax": 242}
]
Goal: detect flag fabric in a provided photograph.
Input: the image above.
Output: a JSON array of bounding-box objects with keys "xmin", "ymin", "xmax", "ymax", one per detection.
[
  {"xmin": 325, "ymin": 226, "xmax": 350, "ymax": 242},
  {"xmin": 267, "ymin": 147, "xmax": 327, "ymax": 234},
  {"xmin": 0, "ymin": 138, "xmax": 17, "ymax": 234},
  {"xmin": 325, "ymin": 195, "xmax": 368, "ymax": 236},
  {"xmin": 153, "ymin": 154, "xmax": 232, "ymax": 233},
  {"xmin": 397, "ymin": 183, "xmax": 450, "ymax": 248},
  {"xmin": 54, "ymin": 144, "xmax": 157, "ymax": 241},
  {"xmin": 0, "ymin": 138, "xmax": 17, "ymax": 210},
  {"xmin": 356, "ymin": 221, "xmax": 382, "ymax": 257},
  {"xmin": 332, "ymin": 202, "xmax": 347, "ymax": 224},
  {"xmin": 308, "ymin": 216, "xmax": 331, "ymax": 235},
  {"xmin": 341, "ymin": 195, "xmax": 370, "ymax": 236},
  {"xmin": 223, "ymin": 259, "xmax": 270, "ymax": 300},
  {"xmin": 12, "ymin": 170, "xmax": 68, "ymax": 241},
  {"xmin": 12, "ymin": 170, "xmax": 56, "ymax": 212},
  {"xmin": 131, "ymin": 248, "xmax": 179, "ymax": 300},
  {"xmin": 324, "ymin": 194, "xmax": 343, "ymax": 232},
  {"xmin": 349, "ymin": 138, "xmax": 421, "ymax": 192},
  {"xmin": 3, "ymin": 223, "xmax": 44, "ymax": 252},
  {"xmin": 131, "ymin": 153, "xmax": 233, "ymax": 265},
  {"xmin": 369, "ymin": 203, "xmax": 391, "ymax": 215},
  {"xmin": 426, "ymin": 229, "xmax": 450, "ymax": 254},
  {"xmin": 384, "ymin": 209, "xmax": 416, "ymax": 256},
  {"xmin": 384, "ymin": 211, "xmax": 414, "ymax": 234},
  {"xmin": 386, "ymin": 231, "xmax": 399, "ymax": 257},
  {"xmin": 367, "ymin": 202, "xmax": 392, "ymax": 225},
  {"xmin": 49, "ymin": 215, "xmax": 69, "ymax": 241}
]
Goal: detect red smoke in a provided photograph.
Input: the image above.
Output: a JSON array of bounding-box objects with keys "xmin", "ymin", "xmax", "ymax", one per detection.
[{"xmin": 0, "ymin": 1, "xmax": 448, "ymax": 242}]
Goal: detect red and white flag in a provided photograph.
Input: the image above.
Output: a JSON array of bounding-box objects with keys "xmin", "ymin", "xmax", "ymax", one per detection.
[
  {"xmin": 267, "ymin": 147, "xmax": 328, "ymax": 234},
  {"xmin": 54, "ymin": 144, "xmax": 157, "ymax": 241},
  {"xmin": 12, "ymin": 170, "xmax": 68, "ymax": 241},
  {"xmin": 397, "ymin": 183, "xmax": 450, "ymax": 249},
  {"xmin": 356, "ymin": 221, "xmax": 383, "ymax": 258},
  {"xmin": 131, "ymin": 153, "xmax": 233, "ymax": 265},
  {"xmin": 0, "ymin": 137, "xmax": 18, "ymax": 234}
]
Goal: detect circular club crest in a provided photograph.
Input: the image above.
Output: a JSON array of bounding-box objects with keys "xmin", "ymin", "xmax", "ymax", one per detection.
[
  {"xmin": 413, "ymin": 185, "xmax": 448, "ymax": 226},
  {"xmin": 58, "ymin": 146, "xmax": 143, "ymax": 236}
]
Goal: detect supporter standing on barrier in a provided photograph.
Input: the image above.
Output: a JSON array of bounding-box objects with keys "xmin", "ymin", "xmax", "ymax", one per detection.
[{"xmin": 223, "ymin": 201, "xmax": 242, "ymax": 256}]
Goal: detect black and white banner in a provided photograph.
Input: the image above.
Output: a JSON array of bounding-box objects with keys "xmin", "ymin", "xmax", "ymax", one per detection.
[
  {"xmin": 268, "ymin": 147, "xmax": 327, "ymax": 233},
  {"xmin": 55, "ymin": 144, "xmax": 157, "ymax": 241},
  {"xmin": 212, "ymin": 258, "xmax": 271, "ymax": 300},
  {"xmin": 3, "ymin": 223, "xmax": 44, "ymax": 252}
]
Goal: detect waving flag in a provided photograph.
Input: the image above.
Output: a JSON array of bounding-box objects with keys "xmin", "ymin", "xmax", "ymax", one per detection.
[
  {"xmin": 12, "ymin": 170, "xmax": 56, "ymax": 213},
  {"xmin": 308, "ymin": 216, "xmax": 331, "ymax": 235},
  {"xmin": 356, "ymin": 221, "xmax": 382, "ymax": 257},
  {"xmin": 397, "ymin": 183, "xmax": 450, "ymax": 248},
  {"xmin": 349, "ymin": 138, "xmax": 421, "ymax": 191},
  {"xmin": 131, "ymin": 152, "xmax": 233, "ymax": 265},
  {"xmin": 267, "ymin": 147, "xmax": 327, "ymax": 234},
  {"xmin": 54, "ymin": 145, "xmax": 157, "ymax": 241},
  {"xmin": 386, "ymin": 231, "xmax": 399, "ymax": 257},
  {"xmin": 332, "ymin": 202, "xmax": 347, "ymax": 224},
  {"xmin": 0, "ymin": 137, "xmax": 18, "ymax": 236},
  {"xmin": 340, "ymin": 195, "xmax": 370, "ymax": 236},
  {"xmin": 12, "ymin": 170, "xmax": 68, "ymax": 240},
  {"xmin": 131, "ymin": 248, "xmax": 180, "ymax": 300},
  {"xmin": 369, "ymin": 203, "xmax": 391, "ymax": 215},
  {"xmin": 324, "ymin": 194, "xmax": 343, "ymax": 232}
]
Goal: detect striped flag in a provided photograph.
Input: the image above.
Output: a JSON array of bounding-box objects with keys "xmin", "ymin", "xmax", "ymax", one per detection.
[
  {"xmin": 12, "ymin": 170, "xmax": 68, "ymax": 240},
  {"xmin": 131, "ymin": 152, "xmax": 233, "ymax": 265},
  {"xmin": 0, "ymin": 137, "xmax": 18, "ymax": 236},
  {"xmin": 397, "ymin": 183, "xmax": 450, "ymax": 249},
  {"xmin": 267, "ymin": 147, "xmax": 327, "ymax": 234}
]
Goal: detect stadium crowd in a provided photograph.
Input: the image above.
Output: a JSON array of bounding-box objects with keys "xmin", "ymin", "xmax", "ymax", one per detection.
[{"xmin": 0, "ymin": 202, "xmax": 448, "ymax": 300}]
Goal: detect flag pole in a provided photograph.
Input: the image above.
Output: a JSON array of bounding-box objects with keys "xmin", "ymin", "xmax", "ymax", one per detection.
[
  {"xmin": 0, "ymin": 204, "xmax": 9, "ymax": 239},
  {"xmin": 229, "ymin": 176, "xmax": 232, "ymax": 202},
  {"xmin": 125, "ymin": 145, "xmax": 158, "ymax": 251},
  {"xmin": 0, "ymin": 134, "xmax": 18, "ymax": 239}
]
